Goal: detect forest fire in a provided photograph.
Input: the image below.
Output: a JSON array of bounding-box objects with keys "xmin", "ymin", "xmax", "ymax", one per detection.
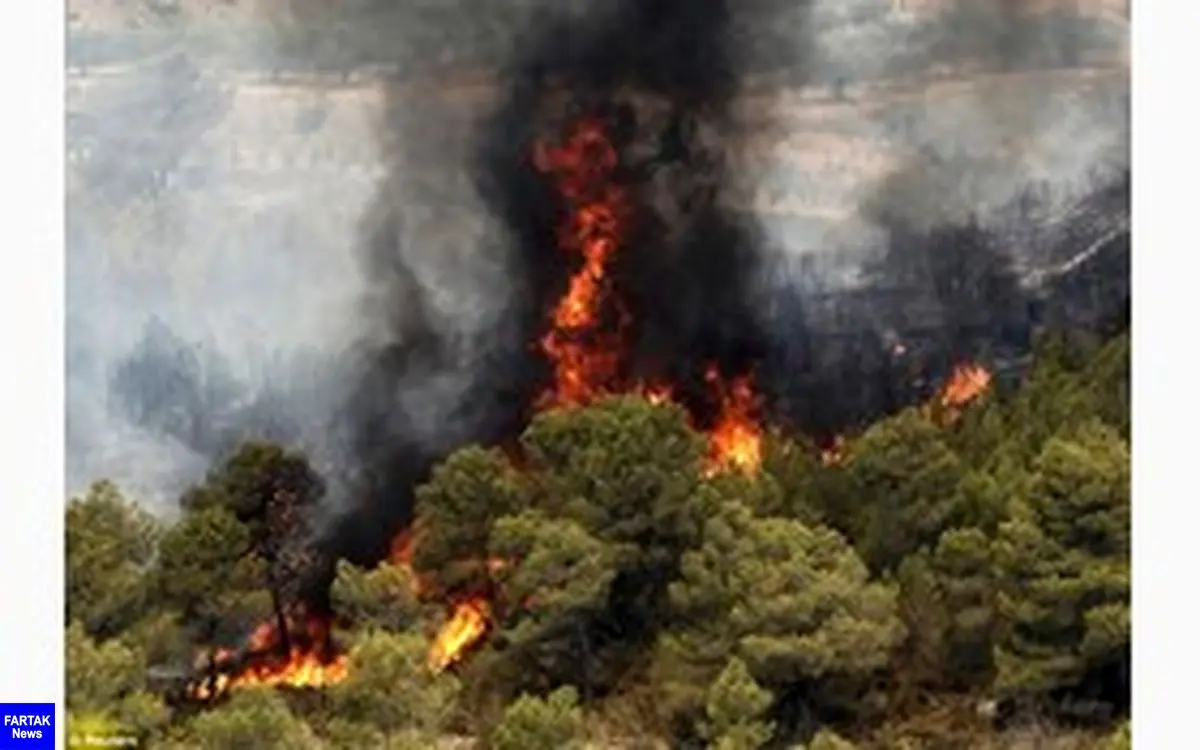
[
  {"xmin": 189, "ymin": 115, "xmax": 772, "ymax": 698},
  {"xmin": 532, "ymin": 116, "xmax": 630, "ymax": 409},
  {"xmin": 187, "ymin": 612, "xmax": 348, "ymax": 701},
  {"xmin": 427, "ymin": 597, "xmax": 493, "ymax": 673},
  {"xmin": 531, "ymin": 116, "xmax": 764, "ymax": 469},
  {"xmin": 184, "ymin": 105, "xmax": 993, "ymax": 692},
  {"xmin": 939, "ymin": 363, "xmax": 993, "ymax": 408},
  {"xmin": 398, "ymin": 115, "xmax": 770, "ymax": 672},
  {"xmin": 703, "ymin": 367, "xmax": 764, "ymax": 476},
  {"xmin": 389, "ymin": 525, "xmax": 503, "ymax": 673},
  {"xmin": 933, "ymin": 362, "xmax": 994, "ymax": 424}
]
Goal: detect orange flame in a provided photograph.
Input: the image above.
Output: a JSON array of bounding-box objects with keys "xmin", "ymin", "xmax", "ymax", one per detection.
[
  {"xmin": 428, "ymin": 596, "xmax": 492, "ymax": 673},
  {"xmin": 939, "ymin": 362, "xmax": 993, "ymax": 408},
  {"xmin": 533, "ymin": 118, "xmax": 629, "ymax": 409},
  {"xmin": 386, "ymin": 117, "xmax": 766, "ymax": 676},
  {"xmin": 702, "ymin": 367, "xmax": 764, "ymax": 477},
  {"xmin": 187, "ymin": 614, "xmax": 348, "ymax": 701},
  {"xmin": 931, "ymin": 362, "xmax": 993, "ymax": 425},
  {"xmin": 389, "ymin": 524, "xmax": 504, "ymax": 673}
]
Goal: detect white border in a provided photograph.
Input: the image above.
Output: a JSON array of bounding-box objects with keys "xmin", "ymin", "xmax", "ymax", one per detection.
[
  {"xmin": 0, "ymin": 0, "xmax": 65, "ymax": 721},
  {"xmin": 1131, "ymin": 2, "xmax": 1197, "ymax": 748}
]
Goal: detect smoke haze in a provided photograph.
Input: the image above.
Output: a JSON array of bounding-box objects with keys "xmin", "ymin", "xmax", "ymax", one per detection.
[{"xmin": 66, "ymin": 0, "xmax": 1128, "ymax": 510}]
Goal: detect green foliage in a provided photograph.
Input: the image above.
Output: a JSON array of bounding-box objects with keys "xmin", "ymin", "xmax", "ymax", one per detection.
[
  {"xmin": 150, "ymin": 504, "xmax": 267, "ymax": 623},
  {"xmin": 844, "ymin": 409, "xmax": 968, "ymax": 571},
  {"xmin": 1084, "ymin": 334, "xmax": 1130, "ymax": 438},
  {"xmin": 519, "ymin": 396, "xmax": 705, "ymax": 553},
  {"xmin": 323, "ymin": 630, "xmax": 461, "ymax": 736},
  {"xmin": 413, "ymin": 445, "xmax": 527, "ymax": 593},
  {"xmin": 417, "ymin": 397, "xmax": 709, "ymax": 696},
  {"xmin": 489, "ymin": 686, "xmax": 585, "ymax": 750},
  {"xmin": 993, "ymin": 420, "xmax": 1130, "ymax": 702},
  {"xmin": 162, "ymin": 687, "xmax": 318, "ymax": 750},
  {"xmin": 759, "ymin": 433, "xmax": 827, "ymax": 526},
  {"xmin": 806, "ymin": 728, "xmax": 859, "ymax": 750},
  {"xmin": 897, "ymin": 528, "xmax": 997, "ymax": 689},
  {"xmin": 329, "ymin": 560, "xmax": 423, "ymax": 633},
  {"xmin": 660, "ymin": 500, "xmax": 905, "ymax": 718},
  {"xmin": 181, "ymin": 441, "xmax": 324, "ymax": 524},
  {"xmin": 65, "ymin": 622, "xmax": 170, "ymax": 739},
  {"xmin": 701, "ymin": 657, "xmax": 775, "ymax": 750},
  {"xmin": 121, "ymin": 611, "xmax": 191, "ymax": 668},
  {"xmin": 61, "ymin": 331, "xmax": 1131, "ymax": 747},
  {"xmin": 985, "ymin": 332, "xmax": 1127, "ymax": 470},
  {"xmin": 487, "ymin": 512, "xmax": 618, "ymax": 681},
  {"xmin": 66, "ymin": 481, "xmax": 160, "ymax": 637}
]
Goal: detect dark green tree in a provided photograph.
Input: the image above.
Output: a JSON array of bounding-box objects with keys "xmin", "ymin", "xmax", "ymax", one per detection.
[
  {"xmin": 992, "ymin": 420, "xmax": 1130, "ymax": 707},
  {"xmin": 896, "ymin": 528, "xmax": 998, "ymax": 690},
  {"xmin": 323, "ymin": 630, "xmax": 461, "ymax": 738},
  {"xmin": 328, "ymin": 560, "xmax": 424, "ymax": 633},
  {"xmin": 66, "ymin": 481, "xmax": 161, "ymax": 637},
  {"xmin": 517, "ymin": 396, "xmax": 705, "ymax": 556},
  {"xmin": 150, "ymin": 504, "xmax": 269, "ymax": 629},
  {"xmin": 657, "ymin": 500, "xmax": 905, "ymax": 724},
  {"xmin": 989, "ymin": 332, "xmax": 1110, "ymax": 469},
  {"xmin": 757, "ymin": 433, "xmax": 826, "ymax": 526},
  {"xmin": 483, "ymin": 511, "xmax": 619, "ymax": 695},
  {"xmin": 415, "ymin": 397, "xmax": 707, "ymax": 699},
  {"xmin": 181, "ymin": 441, "xmax": 325, "ymax": 610},
  {"xmin": 411, "ymin": 445, "xmax": 527, "ymax": 596},
  {"xmin": 843, "ymin": 408, "xmax": 967, "ymax": 572}
]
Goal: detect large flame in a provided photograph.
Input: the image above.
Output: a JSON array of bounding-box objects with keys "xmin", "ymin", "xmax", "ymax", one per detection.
[
  {"xmin": 200, "ymin": 116, "xmax": 772, "ymax": 695},
  {"xmin": 703, "ymin": 367, "xmax": 764, "ymax": 476},
  {"xmin": 187, "ymin": 613, "xmax": 349, "ymax": 702},
  {"xmin": 533, "ymin": 117, "xmax": 630, "ymax": 408}
]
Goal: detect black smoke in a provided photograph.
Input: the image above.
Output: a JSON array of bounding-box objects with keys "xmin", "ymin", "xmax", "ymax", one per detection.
[
  {"xmin": 303, "ymin": 0, "xmax": 1130, "ymax": 578},
  {"xmin": 322, "ymin": 0, "xmax": 809, "ymax": 569}
]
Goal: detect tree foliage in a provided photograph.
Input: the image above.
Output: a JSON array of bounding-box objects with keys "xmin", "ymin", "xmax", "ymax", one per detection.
[
  {"xmin": 161, "ymin": 687, "xmax": 318, "ymax": 750},
  {"xmin": 843, "ymin": 408, "xmax": 968, "ymax": 572},
  {"xmin": 323, "ymin": 630, "xmax": 461, "ymax": 737},
  {"xmin": 993, "ymin": 420, "xmax": 1130, "ymax": 704},
  {"xmin": 66, "ymin": 481, "xmax": 161, "ymax": 637},
  {"xmin": 329, "ymin": 560, "xmax": 424, "ymax": 633},
  {"xmin": 62, "ymin": 330, "xmax": 1131, "ymax": 747},
  {"xmin": 658, "ymin": 499, "xmax": 905, "ymax": 727},
  {"xmin": 488, "ymin": 686, "xmax": 585, "ymax": 750},
  {"xmin": 701, "ymin": 657, "xmax": 775, "ymax": 750},
  {"xmin": 66, "ymin": 622, "xmax": 169, "ymax": 740}
]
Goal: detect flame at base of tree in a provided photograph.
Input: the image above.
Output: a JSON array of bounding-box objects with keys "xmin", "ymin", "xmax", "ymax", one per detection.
[
  {"xmin": 187, "ymin": 611, "xmax": 349, "ymax": 702},
  {"xmin": 702, "ymin": 367, "xmax": 764, "ymax": 477}
]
